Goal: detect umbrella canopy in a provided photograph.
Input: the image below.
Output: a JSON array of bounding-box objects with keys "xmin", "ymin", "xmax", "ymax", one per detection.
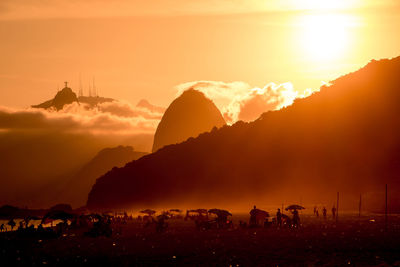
[
  {"xmin": 169, "ymin": 209, "xmax": 182, "ymax": 213},
  {"xmin": 208, "ymin": 209, "xmax": 232, "ymax": 217},
  {"xmin": 7, "ymin": 219, "xmax": 16, "ymax": 227},
  {"xmin": 193, "ymin": 209, "xmax": 208, "ymax": 214},
  {"xmin": 250, "ymin": 208, "xmax": 269, "ymax": 217},
  {"xmin": 24, "ymin": 215, "xmax": 41, "ymax": 225},
  {"xmin": 140, "ymin": 209, "xmax": 156, "ymax": 215},
  {"xmin": 187, "ymin": 209, "xmax": 208, "ymax": 214},
  {"xmin": 42, "ymin": 210, "xmax": 74, "ymax": 223},
  {"xmin": 285, "ymin": 205, "xmax": 305, "ymax": 211}
]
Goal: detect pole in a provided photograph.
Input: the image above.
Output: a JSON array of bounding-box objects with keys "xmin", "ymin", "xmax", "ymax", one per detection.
[
  {"xmin": 385, "ymin": 184, "xmax": 388, "ymax": 230},
  {"xmin": 336, "ymin": 192, "xmax": 339, "ymax": 222},
  {"xmin": 359, "ymin": 194, "xmax": 361, "ymax": 218}
]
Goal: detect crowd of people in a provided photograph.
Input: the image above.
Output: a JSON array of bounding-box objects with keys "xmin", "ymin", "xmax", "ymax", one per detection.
[{"xmin": 0, "ymin": 204, "xmax": 342, "ymax": 240}]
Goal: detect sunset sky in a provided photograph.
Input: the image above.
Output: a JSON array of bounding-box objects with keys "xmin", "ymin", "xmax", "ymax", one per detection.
[{"xmin": 0, "ymin": 0, "xmax": 399, "ymax": 110}]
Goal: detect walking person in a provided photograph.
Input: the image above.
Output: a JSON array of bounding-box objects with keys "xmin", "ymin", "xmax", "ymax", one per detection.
[{"xmin": 332, "ymin": 206, "xmax": 337, "ymax": 220}]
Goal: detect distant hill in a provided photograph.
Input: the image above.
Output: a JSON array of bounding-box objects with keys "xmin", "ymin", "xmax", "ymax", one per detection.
[
  {"xmin": 87, "ymin": 56, "xmax": 400, "ymax": 212},
  {"xmin": 32, "ymin": 83, "xmax": 114, "ymax": 110},
  {"xmin": 136, "ymin": 99, "xmax": 166, "ymax": 114},
  {"xmin": 60, "ymin": 146, "xmax": 147, "ymax": 208},
  {"xmin": 152, "ymin": 89, "xmax": 226, "ymax": 152},
  {"xmin": 32, "ymin": 85, "xmax": 78, "ymax": 110}
]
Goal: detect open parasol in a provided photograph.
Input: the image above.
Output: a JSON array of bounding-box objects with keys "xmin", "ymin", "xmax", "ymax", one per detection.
[
  {"xmin": 42, "ymin": 210, "xmax": 74, "ymax": 224},
  {"xmin": 208, "ymin": 209, "xmax": 232, "ymax": 217},
  {"xmin": 140, "ymin": 209, "xmax": 156, "ymax": 216},
  {"xmin": 285, "ymin": 205, "xmax": 305, "ymax": 211}
]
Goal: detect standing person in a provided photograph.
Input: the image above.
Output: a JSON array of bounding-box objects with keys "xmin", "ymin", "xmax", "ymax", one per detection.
[
  {"xmin": 7, "ymin": 219, "xmax": 16, "ymax": 231},
  {"xmin": 0, "ymin": 224, "xmax": 4, "ymax": 232},
  {"xmin": 292, "ymin": 209, "xmax": 300, "ymax": 228},
  {"xmin": 316, "ymin": 209, "xmax": 319, "ymax": 217},
  {"xmin": 313, "ymin": 206, "xmax": 317, "ymax": 215},
  {"xmin": 249, "ymin": 205, "xmax": 258, "ymax": 227},
  {"xmin": 323, "ymin": 207, "xmax": 327, "ymax": 219},
  {"xmin": 276, "ymin": 208, "xmax": 282, "ymax": 227},
  {"xmin": 332, "ymin": 206, "xmax": 337, "ymax": 220}
]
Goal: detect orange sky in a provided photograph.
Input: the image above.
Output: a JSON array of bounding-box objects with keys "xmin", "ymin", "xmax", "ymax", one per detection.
[{"xmin": 0, "ymin": 0, "xmax": 399, "ymax": 108}]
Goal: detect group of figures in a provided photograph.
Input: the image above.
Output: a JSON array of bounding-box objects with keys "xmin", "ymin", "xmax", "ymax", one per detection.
[
  {"xmin": 0, "ymin": 204, "xmax": 339, "ymax": 240},
  {"xmin": 313, "ymin": 206, "xmax": 337, "ymax": 219},
  {"xmin": 245, "ymin": 204, "xmax": 305, "ymax": 229}
]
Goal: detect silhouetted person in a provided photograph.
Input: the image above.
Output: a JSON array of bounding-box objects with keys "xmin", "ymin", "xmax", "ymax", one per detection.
[
  {"xmin": 0, "ymin": 224, "xmax": 4, "ymax": 232},
  {"xmin": 313, "ymin": 206, "xmax": 317, "ymax": 215},
  {"xmin": 332, "ymin": 206, "xmax": 337, "ymax": 219},
  {"xmin": 323, "ymin": 207, "xmax": 327, "ymax": 219},
  {"xmin": 292, "ymin": 209, "xmax": 300, "ymax": 228},
  {"xmin": 7, "ymin": 219, "xmax": 16, "ymax": 231},
  {"xmin": 316, "ymin": 209, "xmax": 319, "ymax": 217},
  {"xmin": 276, "ymin": 208, "xmax": 282, "ymax": 227},
  {"xmin": 38, "ymin": 224, "xmax": 44, "ymax": 232},
  {"xmin": 249, "ymin": 205, "xmax": 257, "ymax": 227},
  {"xmin": 156, "ymin": 216, "xmax": 168, "ymax": 233},
  {"xmin": 18, "ymin": 221, "xmax": 24, "ymax": 230}
]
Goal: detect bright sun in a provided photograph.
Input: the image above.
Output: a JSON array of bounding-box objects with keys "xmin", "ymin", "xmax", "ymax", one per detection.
[{"xmin": 296, "ymin": 13, "xmax": 354, "ymax": 62}]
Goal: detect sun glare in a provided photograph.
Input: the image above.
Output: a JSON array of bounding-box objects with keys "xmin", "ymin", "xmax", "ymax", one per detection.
[
  {"xmin": 291, "ymin": 0, "xmax": 359, "ymax": 10},
  {"xmin": 297, "ymin": 13, "xmax": 354, "ymax": 62}
]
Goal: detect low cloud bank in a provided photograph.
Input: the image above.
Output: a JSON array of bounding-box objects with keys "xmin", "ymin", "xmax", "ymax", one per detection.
[
  {"xmin": 0, "ymin": 100, "xmax": 163, "ymax": 135},
  {"xmin": 176, "ymin": 81, "xmax": 318, "ymax": 123}
]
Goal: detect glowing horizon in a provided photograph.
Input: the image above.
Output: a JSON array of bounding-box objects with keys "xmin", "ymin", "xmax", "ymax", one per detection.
[{"xmin": 0, "ymin": 0, "xmax": 399, "ymax": 113}]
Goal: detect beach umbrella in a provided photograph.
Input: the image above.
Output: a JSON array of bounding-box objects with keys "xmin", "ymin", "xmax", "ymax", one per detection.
[
  {"xmin": 140, "ymin": 209, "xmax": 156, "ymax": 216},
  {"xmin": 285, "ymin": 205, "xmax": 305, "ymax": 211},
  {"xmin": 208, "ymin": 209, "xmax": 232, "ymax": 217},
  {"xmin": 7, "ymin": 219, "xmax": 16, "ymax": 228},
  {"xmin": 24, "ymin": 215, "xmax": 41, "ymax": 226},
  {"xmin": 42, "ymin": 210, "xmax": 74, "ymax": 223},
  {"xmin": 169, "ymin": 209, "xmax": 182, "ymax": 213},
  {"xmin": 193, "ymin": 209, "xmax": 208, "ymax": 214},
  {"xmin": 250, "ymin": 208, "xmax": 269, "ymax": 217}
]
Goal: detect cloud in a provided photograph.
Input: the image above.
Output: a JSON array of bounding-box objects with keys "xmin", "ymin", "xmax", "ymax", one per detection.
[
  {"xmin": 0, "ymin": 99, "xmax": 162, "ymax": 207},
  {"xmin": 176, "ymin": 81, "xmax": 318, "ymax": 123},
  {"xmin": 0, "ymin": 99, "xmax": 163, "ymax": 135}
]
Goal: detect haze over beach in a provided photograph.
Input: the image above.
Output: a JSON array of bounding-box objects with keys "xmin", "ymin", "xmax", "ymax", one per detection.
[{"xmin": 1, "ymin": 0, "xmax": 400, "ymax": 266}]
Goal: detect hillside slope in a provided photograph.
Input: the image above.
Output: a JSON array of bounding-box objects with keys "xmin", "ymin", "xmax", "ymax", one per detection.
[
  {"xmin": 61, "ymin": 146, "xmax": 147, "ymax": 208},
  {"xmin": 88, "ymin": 57, "xmax": 400, "ymax": 211}
]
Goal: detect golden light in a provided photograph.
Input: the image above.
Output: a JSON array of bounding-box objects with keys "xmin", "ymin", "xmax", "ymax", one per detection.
[
  {"xmin": 290, "ymin": 0, "xmax": 359, "ymax": 11},
  {"xmin": 296, "ymin": 13, "xmax": 354, "ymax": 62}
]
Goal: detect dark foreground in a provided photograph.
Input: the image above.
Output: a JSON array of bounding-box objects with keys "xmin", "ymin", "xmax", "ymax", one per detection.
[{"xmin": 1, "ymin": 214, "xmax": 400, "ymax": 266}]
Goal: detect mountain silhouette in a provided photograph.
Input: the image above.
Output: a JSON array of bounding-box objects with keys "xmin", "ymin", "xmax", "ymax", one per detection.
[
  {"xmin": 32, "ymin": 83, "xmax": 114, "ymax": 110},
  {"xmin": 136, "ymin": 99, "xmax": 166, "ymax": 114},
  {"xmin": 59, "ymin": 146, "xmax": 147, "ymax": 208},
  {"xmin": 152, "ymin": 89, "xmax": 226, "ymax": 152},
  {"xmin": 87, "ymin": 56, "xmax": 400, "ymax": 212},
  {"xmin": 33, "ymin": 84, "xmax": 78, "ymax": 110}
]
